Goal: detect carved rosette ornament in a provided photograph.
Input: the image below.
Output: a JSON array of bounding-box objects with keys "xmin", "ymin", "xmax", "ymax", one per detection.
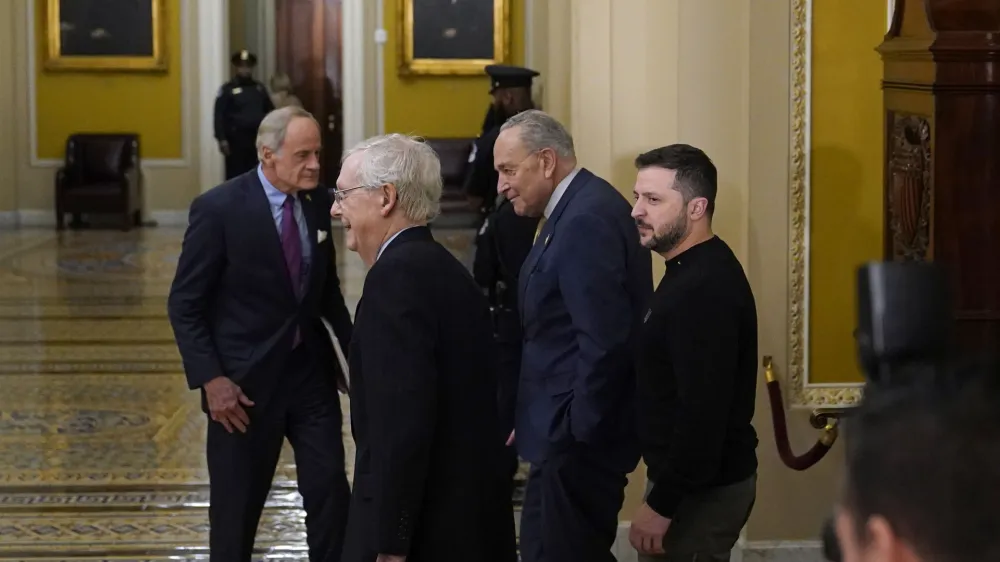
[{"xmin": 887, "ymin": 114, "xmax": 932, "ymax": 261}]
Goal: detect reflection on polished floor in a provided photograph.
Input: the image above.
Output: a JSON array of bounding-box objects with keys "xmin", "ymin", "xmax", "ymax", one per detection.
[{"xmin": 0, "ymin": 226, "xmax": 477, "ymax": 561}]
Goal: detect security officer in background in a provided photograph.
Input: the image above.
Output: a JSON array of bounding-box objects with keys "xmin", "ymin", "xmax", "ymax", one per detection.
[
  {"xmin": 466, "ymin": 64, "xmax": 541, "ymax": 478},
  {"xmin": 214, "ymin": 50, "xmax": 275, "ymax": 180}
]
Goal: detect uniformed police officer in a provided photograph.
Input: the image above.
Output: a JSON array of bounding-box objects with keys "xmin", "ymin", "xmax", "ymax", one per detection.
[
  {"xmin": 214, "ymin": 50, "xmax": 275, "ymax": 180},
  {"xmin": 465, "ymin": 65, "xmax": 541, "ymax": 473}
]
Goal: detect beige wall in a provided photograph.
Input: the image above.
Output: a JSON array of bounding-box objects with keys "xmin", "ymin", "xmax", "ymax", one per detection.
[
  {"xmin": 533, "ymin": 0, "xmax": 844, "ymax": 543},
  {"xmin": 0, "ymin": 0, "xmax": 203, "ymax": 224}
]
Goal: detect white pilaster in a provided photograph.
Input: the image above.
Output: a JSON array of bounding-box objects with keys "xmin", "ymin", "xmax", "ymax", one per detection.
[
  {"xmin": 342, "ymin": 0, "xmax": 367, "ymax": 150},
  {"xmin": 197, "ymin": 0, "xmax": 229, "ymax": 192}
]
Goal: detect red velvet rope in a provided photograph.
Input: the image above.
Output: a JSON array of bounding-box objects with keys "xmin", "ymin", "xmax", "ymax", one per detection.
[{"xmin": 766, "ymin": 380, "xmax": 834, "ymax": 471}]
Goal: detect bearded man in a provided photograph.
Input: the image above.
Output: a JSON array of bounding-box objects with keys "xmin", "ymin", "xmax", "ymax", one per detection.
[{"xmin": 627, "ymin": 144, "xmax": 760, "ymax": 561}]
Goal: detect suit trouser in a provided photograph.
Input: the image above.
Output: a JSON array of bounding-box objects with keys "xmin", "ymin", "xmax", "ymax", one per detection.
[
  {"xmin": 519, "ymin": 447, "xmax": 628, "ymax": 562},
  {"xmin": 638, "ymin": 474, "xmax": 757, "ymax": 562},
  {"xmin": 206, "ymin": 346, "xmax": 350, "ymax": 562}
]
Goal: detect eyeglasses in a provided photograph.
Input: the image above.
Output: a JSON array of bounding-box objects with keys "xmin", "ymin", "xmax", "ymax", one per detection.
[{"xmin": 329, "ymin": 185, "xmax": 377, "ymax": 202}]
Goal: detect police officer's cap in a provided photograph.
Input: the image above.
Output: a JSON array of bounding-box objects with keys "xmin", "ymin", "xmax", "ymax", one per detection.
[
  {"xmin": 231, "ymin": 49, "xmax": 258, "ymax": 67},
  {"xmin": 486, "ymin": 65, "xmax": 540, "ymax": 93}
]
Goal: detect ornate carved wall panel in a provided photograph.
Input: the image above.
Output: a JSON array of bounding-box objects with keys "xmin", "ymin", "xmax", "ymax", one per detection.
[{"xmin": 886, "ymin": 113, "xmax": 932, "ymax": 262}]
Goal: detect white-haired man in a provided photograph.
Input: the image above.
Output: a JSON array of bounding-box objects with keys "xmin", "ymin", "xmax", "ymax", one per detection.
[
  {"xmin": 169, "ymin": 106, "xmax": 353, "ymax": 562},
  {"xmin": 333, "ymin": 134, "xmax": 516, "ymax": 562},
  {"xmin": 494, "ymin": 110, "xmax": 653, "ymax": 562}
]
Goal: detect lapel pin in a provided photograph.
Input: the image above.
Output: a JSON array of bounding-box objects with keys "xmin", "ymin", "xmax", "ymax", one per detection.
[
  {"xmin": 544, "ymin": 234, "xmax": 551, "ymax": 246},
  {"xmin": 317, "ymin": 230, "xmax": 328, "ymax": 243},
  {"xmin": 305, "ymin": 193, "xmax": 312, "ymax": 202}
]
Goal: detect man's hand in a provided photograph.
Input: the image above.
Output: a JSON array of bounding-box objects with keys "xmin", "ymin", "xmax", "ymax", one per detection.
[
  {"xmin": 629, "ymin": 502, "xmax": 672, "ymax": 555},
  {"xmin": 204, "ymin": 376, "xmax": 254, "ymax": 433},
  {"xmin": 375, "ymin": 555, "xmax": 405, "ymax": 562},
  {"xmin": 505, "ymin": 429, "xmax": 515, "ymax": 446}
]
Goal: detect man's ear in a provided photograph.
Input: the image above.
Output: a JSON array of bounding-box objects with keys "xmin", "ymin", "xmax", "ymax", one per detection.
[
  {"xmin": 689, "ymin": 197, "xmax": 709, "ymax": 220},
  {"xmin": 541, "ymin": 148, "xmax": 557, "ymax": 179},
  {"xmin": 380, "ymin": 184, "xmax": 397, "ymax": 217}
]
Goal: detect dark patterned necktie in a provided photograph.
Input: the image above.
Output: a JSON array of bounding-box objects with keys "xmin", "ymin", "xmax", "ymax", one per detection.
[{"xmin": 281, "ymin": 195, "xmax": 302, "ymax": 346}]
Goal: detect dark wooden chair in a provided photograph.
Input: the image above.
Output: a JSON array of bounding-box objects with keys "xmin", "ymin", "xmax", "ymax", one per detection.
[
  {"xmin": 424, "ymin": 137, "xmax": 474, "ymax": 214},
  {"xmin": 55, "ymin": 133, "xmax": 143, "ymax": 231}
]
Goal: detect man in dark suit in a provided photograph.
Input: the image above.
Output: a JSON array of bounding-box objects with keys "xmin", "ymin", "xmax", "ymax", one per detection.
[
  {"xmin": 168, "ymin": 106, "xmax": 353, "ymax": 562},
  {"xmin": 493, "ymin": 110, "xmax": 654, "ymax": 562},
  {"xmin": 332, "ymin": 134, "xmax": 516, "ymax": 562}
]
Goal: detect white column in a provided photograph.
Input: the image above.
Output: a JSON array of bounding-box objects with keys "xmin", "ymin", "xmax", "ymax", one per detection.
[
  {"xmin": 197, "ymin": 0, "xmax": 229, "ymax": 192},
  {"xmin": 342, "ymin": 0, "xmax": 367, "ymax": 150}
]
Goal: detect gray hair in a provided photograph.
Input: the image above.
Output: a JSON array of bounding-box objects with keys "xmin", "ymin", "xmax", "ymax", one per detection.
[
  {"xmin": 342, "ymin": 134, "xmax": 442, "ymax": 223},
  {"xmin": 499, "ymin": 109, "xmax": 576, "ymax": 159},
  {"xmin": 256, "ymin": 106, "xmax": 317, "ymax": 159}
]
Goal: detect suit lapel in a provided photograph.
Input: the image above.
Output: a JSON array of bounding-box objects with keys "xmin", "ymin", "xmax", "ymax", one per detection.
[
  {"xmin": 518, "ymin": 169, "xmax": 593, "ymax": 312},
  {"xmin": 243, "ymin": 172, "xmax": 297, "ymax": 300}
]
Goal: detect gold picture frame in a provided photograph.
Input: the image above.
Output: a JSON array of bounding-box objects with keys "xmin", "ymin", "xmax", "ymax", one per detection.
[
  {"xmin": 397, "ymin": 0, "xmax": 511, "ymax": 76},
  {"xmin": 44, "ymin": 0, "xmax": 167, "ymax": 72},
  {"xmin": 787, "ymin": 0, "xmax": 864, "ymax": 411}
]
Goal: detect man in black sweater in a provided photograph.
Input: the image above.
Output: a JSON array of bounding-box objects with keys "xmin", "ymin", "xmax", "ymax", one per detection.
[{"xmin": 627, "ymin": 145, "xmax": 759, "ymax": 561}]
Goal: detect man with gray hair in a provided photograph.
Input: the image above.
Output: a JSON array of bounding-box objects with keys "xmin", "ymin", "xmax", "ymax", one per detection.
[
  {"xmin": 169, "ymin": 106, "xmax": 353, "ymax": 562},
  {"xmin": 494, "ymin": 110, "xmax": 652, "ymax": 561},
  {"xmin": 333, "ymin": 134, "xmax": 516, "ymax": 562}
]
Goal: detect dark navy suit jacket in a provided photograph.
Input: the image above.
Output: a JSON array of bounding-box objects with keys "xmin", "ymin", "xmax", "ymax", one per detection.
[
  {"xmin": 516, "ymin": 168, "xmax": 653, "ymax": 473},
  {"xmin": 167, "ymin": 170, "xmax": 353, "ymax": 407}
]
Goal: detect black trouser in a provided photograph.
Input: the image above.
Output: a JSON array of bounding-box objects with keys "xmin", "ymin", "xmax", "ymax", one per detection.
[
  {"xmin": 519, "ymin": 447, "xmax": 628, "ymax": 562},
  {"xmin": 224, "ymin": 135, "xmax": 259, "ymax": 180},
  {"xmin": 206, "ymin": 346, "xmax": 350, "ymax": 562}
]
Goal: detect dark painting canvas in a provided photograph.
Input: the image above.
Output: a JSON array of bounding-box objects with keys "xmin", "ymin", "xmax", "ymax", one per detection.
[
  {"xmin": 412, "ymin": 0, "xmax": 494, "ymax": 60},
  {"xmin": 58, "ymin": 0, "xmax": 155, "ymax": 57}
]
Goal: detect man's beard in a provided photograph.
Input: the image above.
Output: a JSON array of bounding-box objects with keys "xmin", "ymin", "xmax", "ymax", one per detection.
[{"xmin": 638, "ymin": 214, "xmax": 688, "ymax": 254}]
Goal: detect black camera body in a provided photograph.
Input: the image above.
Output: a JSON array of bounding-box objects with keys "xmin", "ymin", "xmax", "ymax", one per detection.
[{"xmin": 822, "ymin": 260, "xmax": 953, "ymax": 562}]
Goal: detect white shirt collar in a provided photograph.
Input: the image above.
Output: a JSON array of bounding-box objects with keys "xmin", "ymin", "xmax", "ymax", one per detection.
[
  {"xmin": 376, "ymin": 225, "xmax": 418, "ymax": 262},
  {"xmin": 544, "ymin": 167, "xmax": 581, "ymax": 219}
]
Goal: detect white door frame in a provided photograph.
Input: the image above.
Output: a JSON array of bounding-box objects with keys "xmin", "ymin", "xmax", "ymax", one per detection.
[{"xmin": 197, "ymin": 0, "xmax": 367, "ymax": 192}]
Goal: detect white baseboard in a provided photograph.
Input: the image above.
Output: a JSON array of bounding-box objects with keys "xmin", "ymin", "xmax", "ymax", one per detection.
[
  {"xmin": 614, "ymin": 522, "xmax": 638, "ymax": 562},
  {"xmin": 0, "ymin": 209, "xmax": 190, "ymax": 228},
  {"xmin": 148, "ymin": 210, "xmax": 189, "ymax": 227},
  {"xmin": 741, "ymin": 540, "xmax": 824, "ymax": 562},
  {"xmin": 610, "ymin": 527, "xmax": 822, "ymax": 562}
]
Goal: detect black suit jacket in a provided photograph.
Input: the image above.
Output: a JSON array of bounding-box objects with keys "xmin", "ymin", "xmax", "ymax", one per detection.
[
  {"xmin": 167, "ymin": 170, "xmax": 353, "ymax": 405},
  {"xmin": 345, "ymin": 226, "xmax": 513, "ymax": 562}
]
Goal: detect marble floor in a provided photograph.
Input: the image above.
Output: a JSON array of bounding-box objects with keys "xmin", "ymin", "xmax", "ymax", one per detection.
[{"xmin": 0, "ymin": 226, "xmax": 482, "ymax": 561}]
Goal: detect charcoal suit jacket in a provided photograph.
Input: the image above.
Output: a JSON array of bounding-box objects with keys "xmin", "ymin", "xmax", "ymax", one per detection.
[
  {"xmin": 167, "ymin": 170, "xmax": 353, "ymax": 406},
  {"xmin": 517, "ymin": 168, "xmax": 653, "ymax": 473},
  {"xmin": 342, "ymin": 226, "xmax": 515, "ymax": 562}
]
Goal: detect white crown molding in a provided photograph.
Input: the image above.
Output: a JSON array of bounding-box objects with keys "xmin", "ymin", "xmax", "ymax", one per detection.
[{"xmin": 25, "ymin": 0, "xmax": 192, "ymax": 169}]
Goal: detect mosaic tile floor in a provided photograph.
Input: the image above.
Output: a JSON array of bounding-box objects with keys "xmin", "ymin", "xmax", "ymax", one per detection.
[{"xmin": 0, "ymin": 226, "xmax": 503, "ymax": 561}]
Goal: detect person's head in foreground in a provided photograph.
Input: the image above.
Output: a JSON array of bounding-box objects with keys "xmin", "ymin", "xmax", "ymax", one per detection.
[
  {"xmin": 256, "ymin": 106, "xmax": 322, "ymax": 193},
  {"xmin": 834, "ymin": 360, "xmax": 1000, "ymax": 562},
  {"xmin": 332, "ymin": 134, "xmax": 442, "ymax": 266},
  {"xmin": 493, "ymin": 110, "xmax": 578, "ymax": 218},
  {"xmin": 631, "ymin": 144, "xmax": 717, "ymax": 260}
]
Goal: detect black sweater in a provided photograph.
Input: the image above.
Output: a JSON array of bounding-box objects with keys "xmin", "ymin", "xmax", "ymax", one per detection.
[{"xmin": 636, "ymin": 236, "xmax": 759, "ymax": 517}]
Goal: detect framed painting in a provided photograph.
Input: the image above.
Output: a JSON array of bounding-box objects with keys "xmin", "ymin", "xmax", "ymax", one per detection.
[
  {"xmin": 44, "ymin": 0, "xmax": 167, "ymax": 72},
  {"xmin": 397, "ymin": 0, "xmax": 511, "ymax": 76}
]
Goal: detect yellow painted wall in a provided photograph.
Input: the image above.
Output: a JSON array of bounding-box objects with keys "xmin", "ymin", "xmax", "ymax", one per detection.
[
  {"xmin": 34, "ymin": 0, "xmax": 183, "ymax": 160},
  {"xmin": 383, "ymin": 0, "xmax": 525, "ymax": 137},
  {"xmin": 809, "ymin": 0, "xmax": 885, "ymax": 384}
]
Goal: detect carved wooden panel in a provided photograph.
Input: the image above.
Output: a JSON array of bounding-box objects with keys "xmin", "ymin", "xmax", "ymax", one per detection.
[{"xmin": 886, "ymin": 113, "xmax": 932, "ymax": 262}]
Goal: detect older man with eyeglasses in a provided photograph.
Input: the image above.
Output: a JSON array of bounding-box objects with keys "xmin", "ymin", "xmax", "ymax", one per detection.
[{"xmin": 332, "ymin": 134, "xmax": 517, "ymax": 562}]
